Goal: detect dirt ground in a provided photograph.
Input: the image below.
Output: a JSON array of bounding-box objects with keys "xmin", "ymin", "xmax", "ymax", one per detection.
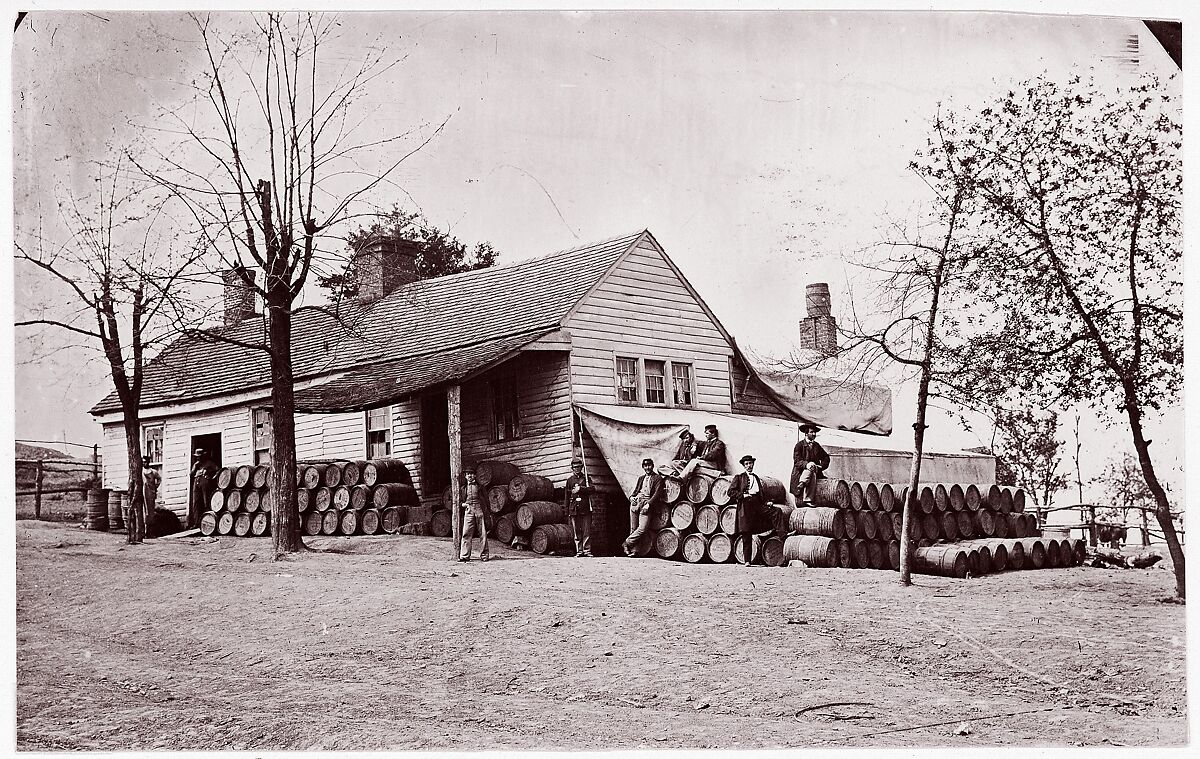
[{"xmin": 15, "ymin": 519, "xmax": 1187, "ymax": 750}]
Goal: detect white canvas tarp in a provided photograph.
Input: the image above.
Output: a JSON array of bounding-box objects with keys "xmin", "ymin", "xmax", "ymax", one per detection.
[{"xmin": 749, "ymin": 364, "xmax": 894, "ymax": 436}]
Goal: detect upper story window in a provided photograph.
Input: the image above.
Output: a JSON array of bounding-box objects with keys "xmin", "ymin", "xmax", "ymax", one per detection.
[
  {"xmin": 366, "ymin": 407, "xmax": 391, "ymax": 458},
  {"xmin": 614, "ymin": 356, "xmax": 696, "ymax": 408},
  {"xmin": 142, "ymin": 424, "xmax": 164, "ymax": 466},
  {"xmin": 491, "ymin": 378, "xmax": 521, "ymax": 441},
  {"xmin": 253, "ymin": 407, "xmax": 272, "ymax": 465}
]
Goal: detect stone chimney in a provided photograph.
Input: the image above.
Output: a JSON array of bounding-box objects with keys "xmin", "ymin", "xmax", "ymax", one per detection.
[
  {"xmin": 351, "ymin": 234, "xmax": 420, "ymax": 302},
  {"xmin": 799, "ymin": 282, "xmax": 838, "ymax": 356},
  {"xmin": 222, "ymin": 267, "xmax": 257, "ymax": 327}
]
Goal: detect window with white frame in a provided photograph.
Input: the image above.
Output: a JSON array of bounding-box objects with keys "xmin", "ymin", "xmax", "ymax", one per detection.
[
  {"xmin": 644, "ymin": 360, "xmax": 667, "ymax": 405},
  {"xmin": 614, "ymin": 356, "xmax": 697, "ymax": 408},
  {"xmin": 142, "ymin": 424, "xmax": 164, "ymax": 466},
  {"xmin": 616, "ymin": 357, "xmax": 639, "ymax": 403},
  {"xmin": 671, "ymin": 362, "xmax": 694, "ymax": 406},
  {"xmin": 491, "ymin": 378, "xmax": 521, "ymax": 441},
  {"xmin": 366, "ymin": 407, "xmax": 392, "ymax": 458},
  {"xmin": 253, "ymin": 408, "xmax": 272, "ymax": 465}
]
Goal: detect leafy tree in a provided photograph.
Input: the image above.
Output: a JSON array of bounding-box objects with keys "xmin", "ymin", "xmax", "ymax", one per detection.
[{"xmin": 992, "ymin": 408, "xmax": 1069, "ymax": 510}]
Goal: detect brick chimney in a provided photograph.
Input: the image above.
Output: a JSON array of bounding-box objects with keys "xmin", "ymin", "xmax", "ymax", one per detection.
[
  {"xmin": 351, "ymin": 234, "xmax": 419, "ymax": 302},
  {"xmin": 799, "ymin": 282, "xmax": 838, "ymax": 356},
  {"xmin": 222, "ymin": 267, "xmax": 257, "ymax": 327}
]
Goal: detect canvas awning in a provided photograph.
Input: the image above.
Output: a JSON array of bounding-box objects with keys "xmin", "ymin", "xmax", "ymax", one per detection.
[{"xmin": 741, "ymin": 359, "xmax": 894, "ymax": 436}]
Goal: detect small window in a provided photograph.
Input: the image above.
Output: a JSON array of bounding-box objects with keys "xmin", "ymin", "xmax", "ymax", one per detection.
[
  {"xmin": 253, "ymin": 408, "xmax": 272, "ymax": 465},
  {"xmin": 616, "ymin": 357, "xmax": 639, "ymax": 403},
  {"xmin": 142, "ymin": 424, "xmax": 164, "ymax": 466},
  {"xmin": 366, "ymin": 407, "xmax": 391, "ymax": 458},
  {"xmin": 645, "ymin": 360, "xmax": 666, "ymax": 405},
  {"xmin": 672, "ymin": 363, "xmax": 694, "ymax": 406},
  {"xmin": 492, "ymin": 379, "xmax": 521, "ymax": 441}
]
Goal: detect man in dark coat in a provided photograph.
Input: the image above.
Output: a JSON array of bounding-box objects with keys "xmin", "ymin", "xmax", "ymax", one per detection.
[
  {"xmin": 726, "ymin": 454, "xmax": 769, "ymax": 566},
  {"xmin": 563, "ymin": 458, "xmax": 594, "ymax": 557},
  {"xmin": 676, "ymin": 424, "xmax": 727, "ymax": 481},
  {"xmin": 623, "ymin": 458, "xmax": 665, "ymax": 556},
  {"xmin": 791, "ymin": 423, "xmax": 831, "ymax": 505},
  {"xmin": 188, "ymin": 448, "xmax": 216, "ymax": 529}
]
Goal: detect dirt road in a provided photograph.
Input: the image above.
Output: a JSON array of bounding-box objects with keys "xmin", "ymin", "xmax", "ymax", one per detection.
[{"xmin": 15, "ymin": 520, "xmax": 1186, "ymax": 750}]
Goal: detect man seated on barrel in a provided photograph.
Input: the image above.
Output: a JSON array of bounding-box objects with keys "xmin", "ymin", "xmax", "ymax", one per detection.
[
  {"xmin": 657, "ymin": 428, "xmax": 700, "ymax": 479},
  {"xmin": 790, "ymin": 423, "xmax": 830, "ymax": 506},
  {"xmin": 672, "ymin": 424, "xmax": 727, "ymax": 483}
]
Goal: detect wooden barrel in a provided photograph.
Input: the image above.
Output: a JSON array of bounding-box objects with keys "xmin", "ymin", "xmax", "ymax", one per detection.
[
  {"xmin": 361, "ymin": 459, "xmax": 413, "ymax": 487},
  {"xmin": 1003, "ymin": 539, "xmax": 1026, "ymax": 570},
  {"xmin": 1026, "ymin": 539, "xmax": 1047, "ymax": 569},
  {"xmin": 933, "ymin": 483, "xmax": 950, "ymax": 512},
  {"xmin": 494, "ymin": 513, "xmax": 516, "ymax": 544},
  {"xmin": 431, "ymin": 509, "xmax": 452, "ymax": 537},
  {"xmin": 1011, "ymin": 488, "xmax": 1026, "ymax": 513},
  {"xmin": 234, "ymin": 465, "xmax": 253, "ymax": 489},
  {"xmin": 694, "ymin": 504, "xmax": 720, "ymax": 535},
  {"xmin": 85, "ymin": 489, "xmax": 109, "ymax": 531},
  {"xmin": 920, "ymin": 513, "xmax": 939, "ymax": 543},
  {"xmin": 760, "ymin": 476, "xmax": 787, "ymax": 505},
  {"xmin": 338, "ymin": 509, "xmax": 359, "ymax": 536},
  {"xmin": 296, "ymin": 488, "xmax": 310, "ymax": 511},
  {"xmin": 891, "ymin": 512, "xmax": 903, "ymax": 540},
  {"xmin": 320, "ymin": 509, "xmax": 339, "ymax": 536},
  {"xmin": 251, "ymin": 512, "xmax": 270, "ymax": 537},
  {"xmin": 975, "ymin": 509, "xmax": 996, "ymax": 537},
  {"xmin": 993, "ymin": 512, "xmax": 1010, "ymax": 539},
  {"xmin": 887, "ymin": 540, "xmax": 901, "ymax": 571},
  {"xmin": 762, "ymin": 536, "xmax": 785, "ymax": 567},
  {"xmin": 948, "ymin": 484, "xmax": 966, "ymax": 512},
  {"xmin": 259, "ymin": 488, "xmax": 273, "ymax": 514},
  {"xmin": 319, "ymin": 463, "xmax": 343, "ymax": 488},
  {"xmin": 532, "ymin": 523, "xmax": 574, "ymax": 555},
  {"xmin": 658, "ymin": 477, "xmax": 681, "ymax": 505},
  {"xmin": 706, "ymin": 533, "xmax": 734, "ymax": 563},
  {"xmin": 349, "ymin": 485, "xmax": 371, "ymax": 510},
  {"xmin": 997, "ymin": 488, "xmax": 1014, "ymax": 515},
  {"xmin": 733, "ymin": 534, "xmax": 760, "ymax": 565},
  {"xmin": 913, "ymin": 545, "xmax": 968, "ymax": 578},
  {"xmin": 487, "ymin": 485, "xmax": 513, "ymax": 514},
  {"xmin": 1044, "ymin": 539, "xmax": 1062, "ymax": 568},
  {"xmin": 835, "ymin": 538, "xmax": 853, "ymax": 568},
  {"xmin": 863, "ymin": 482, "xmax": 881, "ymax": 512},
  {"xmin": 360, "ymin": 508, "xmax": 381, "ymax": 535},
  {"xmin": 918, "ymin": 486, "xmax": 936, "ymax": 514},
  {"xmin": 303, "ymin": 510, "xmax": 324, "ymax": 536},
  {"xmin": 969, "ymin": 547, "xmax": 989, "ymax": 575},
  {"xmin": 907, "ymin": 514, "xmax": 922, "ymax": 542},
  {"xmin": 964, "ymin": 484, "xmax": 982, "ymax": 512},
  {"xmin": 332, "ymin": 486, "xmax": 352, "ymax": 510},
  {"xmin": 857, "ymin": 510, "xmax": 878, "ymax": 540},
  {"xmin": 685, "ymin": 473, "xmax": 716, "ymax": 504},
  {"xmin": 199, "ymin": 511, "xmax": 218, "ymax": 536},
  {"xmin": 670, "ymin": 502, "xmax": 696, "ymax": 530},
  {"xmin": 867, "ymin": 540, "xmax": 885, "ymax": 570},
  {"xmin": 252, "ymin": 465, "xmax": 269, "ymax": 489},
  {"xmin": 243, "ymin": 489, "xmax": 261, "ymax": 513},
  {"xmin": 382, "ymin": 506, "xmax": 403, "ymax": 534},
  {"xmin": 782, "ymin": 535, "xmax": 837, "ymax": 567},
  {"xmin": 955, "ymin": 511, "xmax": 975, "ymax": 540},
  {"xmin": 985, "ymin": 484, "xmax": 1002, "ymax": 510},
  {"xmin": 225, "ymin": 490, "xmax": 243, "ymax": 513},
  {"xmin": 682, "ymin": 533, "xmax": 708, "ymax": 563},
  {"xmin": 216, "ymin": 468, "xmax": 234, "ymax": 490},
  {"xmin": 217, "ymin": 511, "xmax": 235, "ymax": 535},
  {"xmin": 1071, "ymin": 538, "xmax": 1086, "ymax": 565},
  {"xmin": 476, "ymin": 460, "xmax": 521, "ymax": 488},
  {"xmin": 372, "ymin": 483, "xmax": 419, "ymax": 508},
  {"xmin": 848, "ymin": 481, "xmax": 865, "ymax": 511},
  {"xmin": 789, "ymin": 507, "xmax": 844, "ymax": 539},
  {"xmin": 649, "ymin": 503, "xmax": 672, "ymax": 531},
  {"xmin": 209, "ymin": 490, "xmax": 226, "ymax": 511},
  {"xmin": 770, "ymin": 502, "xmax": 795, "ymax": 535},
  {"xmin": 710, "ymin": 475, "xmax": 735, "ymax": 506},
  {"xmin": 718, "ymin": 505, "xmax": 738, "ymax": 534},
  {"xmin": 655, "ymin": 527, "xmax": 685, "ymax": 559},
  {"xmin": 982, "ymin": 541, "xmax": 1009, "ymax": 572},
  {"xmin": 892, "ymin": 485, "xmax": 910, "ymax": 514},
  {"xmin": 508, "ymin": 474, "xmax": 554, "ymax": 504},
  {"xmin": 812, "ymin": 479, "xmax": 850, "ymax": 509},
  {"xmin": 441, "ymin": 485, "xmax": 455, "ymax": 510},
  {"xmin": 879, "ymin": 483, "xmax": 896, "ymax": 512},
  {"xmin": 841, "ymin": 507, "xmax": 859, "ymax": 539},
  {"xmin": 938, "ymin": 512, "xmax": 958, "ymax": 542},
  {"xmin": 1026, "ymin": 513, "xmax": 1040, "ymax": 536},
  {"xmin": 312, "ymin": 487, "xmax": 331, "ymax": 511},
  {"xmin": 876, "ymin": 511, "xmax": 895, "ymax": 542},
  {"xmin": 850, "ymin": 538, "xmax": 870, "ymax": 568},
  {"xmin": 515, "ymin": 501, "xmax": 566, "ymax": 531},
  {"xmin": 233, "ymin": 512, "xmax": 252, "ymax": 537},
  {"xmin": 341, "ymin": 461, "xmax": 365, "ymax": 488}
]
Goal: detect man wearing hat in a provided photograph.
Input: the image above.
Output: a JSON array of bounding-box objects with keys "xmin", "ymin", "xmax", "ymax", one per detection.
[
  {"xmin": 726, "ymin": 454, "xmax": 770, "ymax": 565},
  {"xmin": 674, "ymin": 424, "xmax": 727, "ymax": 481},
  {"xmin": 623, "ymin": 458, "xmax": 665, "ymax": 556},
  {"xmin": 791, "ymin": 423, "xmax": 831, "ymax": 505},
  {"xmin": 459, "ymin": 468, "xmax": 490, "ymax": 561},
  {"xmin": 658, "ymin": 428, "xmax": 700, "ymax": 478},
  {"xmin": 188, "ymin": 448, "xmax": 216, "ymax": 529},
  {"xmin": 563, "ymin": 457, "xmax": 594, "ymax": 557}
]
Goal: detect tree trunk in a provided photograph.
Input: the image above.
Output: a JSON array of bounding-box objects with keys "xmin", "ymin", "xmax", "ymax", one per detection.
[
  {"xmin": 267, "ymin": 286, "xmax": 304, "ymax": 557},
  {"xmin": 1124, "ymin": 394, "xmax": 1185, "ymax": 598},
  {"xmin": 122, "ymin": 415, "xmax": 146, "ymax": 543},
  {"xmin": 447, "ymin": 384, "xmax": 463, "ymax": 559}
]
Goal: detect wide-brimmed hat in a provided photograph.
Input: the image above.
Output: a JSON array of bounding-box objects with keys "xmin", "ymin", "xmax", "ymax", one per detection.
[
  {"xmin": 800, "ymin": 423, "xmax": 821, "ymax": 433},
  {"xmin": 739, "ymin": 454, "xmax": 756, "ymax": 464}
]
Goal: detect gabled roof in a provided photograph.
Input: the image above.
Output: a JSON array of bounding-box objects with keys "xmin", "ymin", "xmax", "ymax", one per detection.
[{"xmin": 90, "ymin": 230, "xmax": 647, "ymax": 416}]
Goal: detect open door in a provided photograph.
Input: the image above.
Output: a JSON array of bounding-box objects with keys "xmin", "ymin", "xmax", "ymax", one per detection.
[{"xmin": 421, "ymin": 390, "xmax": 450, "ymax": 497}]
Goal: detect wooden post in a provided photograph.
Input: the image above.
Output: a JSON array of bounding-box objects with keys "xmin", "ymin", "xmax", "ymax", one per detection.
[
  {"xmin": 34, "ymin": 460, "xmax": 44, "ymax": 520},
  {"xmin": 1141, "ymin": 506, "xmax": 1150, "ymax": 547},
  {"xmin": 447, "ymin": 384, "xmax": 463, "ymax": 558},
  {"xmin": 1088, "ymin": 504, "xmax": 1098, "ymax": 547}
]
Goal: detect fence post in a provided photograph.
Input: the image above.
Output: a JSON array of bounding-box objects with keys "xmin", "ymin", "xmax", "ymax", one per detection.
[{"xmin": 34, "ymin": 460, "xmax": 44, "ymax": 519}]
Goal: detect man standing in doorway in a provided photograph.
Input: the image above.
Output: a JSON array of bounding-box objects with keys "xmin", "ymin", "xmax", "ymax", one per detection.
[
  {"xmin": 189, "ymin": 448, "xmax": 216, "ymax": 529},
  {"xmin": 791, "ymin": 423, "xmax": 830, "ymax": 505},
  {"xmin": 563, "ymin": 458, "xmax": 594, "ymax": 557}
]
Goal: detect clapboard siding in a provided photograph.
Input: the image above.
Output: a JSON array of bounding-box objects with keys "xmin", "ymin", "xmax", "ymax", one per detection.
[
  {"xmin": 101, "ymin": 424, "xmax": 129, "ymax": 492},
  {"xmin": 729, "ymin": 357, "xmax": 788, "ymax": 418},
  {"xmin": 296, "ymin": 413, "xmax": 326, "ymax": 461},
  {"xmin": 390, "ymin": 397, "xmax": 423, "ymax": 497},
  {"xmin": 323, "ymin": 412, "xmax": 366, "ymax": 459},
  {"xmin": 566, "ymin": 241, "xmax": 733, "ymax": 412}
]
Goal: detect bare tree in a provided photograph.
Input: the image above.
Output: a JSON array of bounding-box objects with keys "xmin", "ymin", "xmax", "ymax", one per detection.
[
  {"xmin": 133, "ymin": 13, "xmax": 446, "ymax": 557},
  {"xmin": 15, "ymin": 158, "xmax": 203, "ymax": 543},
  {"xmin": 991, "ymin": 407, "xmax": 1069, "ymax": 512}
]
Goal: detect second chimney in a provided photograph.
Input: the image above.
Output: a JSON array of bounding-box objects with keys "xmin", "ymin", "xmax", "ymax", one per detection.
[
  {"xmin": 799, "ymin": 282, "xmax": 838, "ymax": 357},
  {"xmin": 351, "ymin": 234, "xmax": 419, "ymax": 302},
  {"xmin": 223, "ymin": 267, "xmax": 257, "ymax": 327}
]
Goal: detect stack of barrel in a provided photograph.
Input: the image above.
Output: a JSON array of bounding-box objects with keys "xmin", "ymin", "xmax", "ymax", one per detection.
[
  {"xmin": 632, "ymin": 471, "xmax": 792, "ymax": 566},
  {"xmin": 295, "ymin": 458, "xmax": 420, "ymax": 537},
  {"xmin": 199, "ymin": 464, "xmax": 274, "ymax": 537},
  {"xmin": 474, "ymin": 460, "xmax": 572, "ymax": 555},
  {"xmin": 782, "ymin": 479, "xmax": 1087, "ymax": 577}
]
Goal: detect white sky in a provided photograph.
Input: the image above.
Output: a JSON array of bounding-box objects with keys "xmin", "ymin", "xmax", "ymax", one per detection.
[{"xmin": 6, "ymin": 2, "xmax": 1190, "ymax": 505}]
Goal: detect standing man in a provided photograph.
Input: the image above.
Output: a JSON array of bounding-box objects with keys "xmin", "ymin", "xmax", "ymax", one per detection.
[
  {"xmin": 563, "ymin": 458, "xmax": 594, "ymax": 558},
  {"xmin": 623, "ymin": 458, "xmax": 665, "ymax": 556},
  {"xmin": 727, "ymin": 454, "xmax": 768, "ymax": 566},
  {"xmin": 459, "ymin": 469, "xmax": 490, "ymax": 561},
  {"xmin": 188, "ymin": 448, "xmax": 216, "ymax": 529},
  {"xmin": 142, "ymin": 455, "xmax": 161, "ymax": 532},
  {"xmin": 790, "ymin": 423, "xmax": 831, "ymax": 505},
  {"xmin": 675, "ymin": 424, "xmax": 727, "ymax": 481}
]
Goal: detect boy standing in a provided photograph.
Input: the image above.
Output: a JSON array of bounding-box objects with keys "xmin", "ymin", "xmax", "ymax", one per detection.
[{"xmin": 459, "ymin": 470, "xmax": 490, "ymax": 562}]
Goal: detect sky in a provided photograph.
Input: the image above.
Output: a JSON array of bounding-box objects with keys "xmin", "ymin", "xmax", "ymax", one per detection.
[{"xmin": 7, "ymin": 3, "xmax": 1188, "ymax": 504}]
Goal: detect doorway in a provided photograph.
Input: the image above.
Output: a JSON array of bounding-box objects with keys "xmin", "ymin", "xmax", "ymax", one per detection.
[{"xmin": 421, "ymin": 391, "xmax": 450, "ymax": 496}]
